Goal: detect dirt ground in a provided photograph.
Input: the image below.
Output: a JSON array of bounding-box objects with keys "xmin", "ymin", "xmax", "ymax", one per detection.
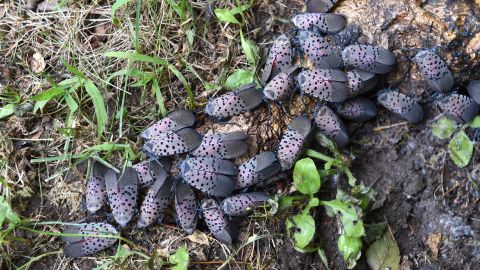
[{"xmin": 1, "ymin": 0, "xmax": 480, "ymax": 269}]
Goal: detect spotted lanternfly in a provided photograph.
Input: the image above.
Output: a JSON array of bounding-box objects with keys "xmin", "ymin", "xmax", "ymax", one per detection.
[
  {"xmin": 236, "ymin": 151, "xmax": 281, "ymax": 189},
  {"xmin": 277, "ymin": 115, "xmax": 312, "ymax": 170},
  {"xmin": 297, "ymin": 30, "xmax": 342, "ymax": 70},
  {"xmin": 86, "ymin": 160, "xmax": 110, "ymax": 214},
  {"xmin": 201, "ymin": 198, "xmax": 233, "ymax": 244},
  {"xmin": 137, "ymin": 177, "xmax": 173, "ymax": 228},
  {"xmin": 143, "ymin": 128, "xmax": 202, "ymax": 157},
  {"xmin": 140, "ymin": 110, "xmax": 195, "ymax": 140},
  {"xmin": 180, "ymin": 157, "xmax": 237, "ymax": 197},
  {"xmin": 63, "ymin": 222, "xmax": 118, "ymax": 257},
  {"xmin": 377, "ymin": 89, "xmax": 423, "ymax": 123},
  {"xmin": 413, "ymin": 49, "xmax": 454, "ymax": 93},
  {"xmin": 221, "ymin": 192, "xmax": 270, "ymax": 216},
  {"xmin": 468, "ymin": 80, "xmax": 480, "ymax": 105},
  {"xmin": 292, "ymin": 13, "xmax": 346, "ymax": 34},
  {"xmin": 105, "ymin": 167, "xmax": 139, "ymax": 227},
  {"xmin": 346, "ymin": 69, "xmax": 378, "ymax": 97},
  {"xmin": 132, "ymin": 158, "xmax": 171, "ymax": 187},
  {"xmin": 263, "ymin": 65, "xmax": 299, "ymax": 101},
  {"xmin": 334, "ymin": 97, "xmax": 377, "ymax": 122},
  {"xmin": 437, "ymin": 93, "xmax": 479, "ymax": 123},
  {"xmin": 175, "ymin": 180, "xmax": 198, "ymax": 234},
  {"xmin": 342, "ymin": 45, "xmax": 395, "ymax": 74},
  {"xmin": 205, "ymin": 84, "xmax": 263, "ymax": 119},
  {"xmin": 305, "ymin": 0, "xmax": 338, "ymax": 13},
  {"xmin": 297, "ymin": 69, "xmax": 349, "ymax": 102},
  {"xmin": 313, "ymin": 105, "xmax": 349, "ymax": 148},
  {"xmin": 191, "ymin": 131, "xmax": 248, "ymax": 159},
  {"xmin": 261, "ymin": 34, "xmax": 293, "ymax": 84}
]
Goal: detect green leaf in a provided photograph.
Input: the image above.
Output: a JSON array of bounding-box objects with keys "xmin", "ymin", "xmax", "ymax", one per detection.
[
  {"xmin": 166, "ymin": 0, "xmax": 186, "ymax": 20},
  {"xmin": 321, "ymin": 200, "xmax": 357, "ymax": 221},
  {"xmin": 230, "ymin": 4, "xmax": 251, "ymax": 15},
  {"xmin": 293, "ymin": 158, "xmax": 321, "ymax": 195},
  {"xmin": 33, "ymin": 100, "xmax": 49, "ymax": 113},
  {"xmin": 31, "ymin": 86, "xmax": 67, "ymax": 101},
  {"xmin": 341, "ymin": 216, "xmax": 365, "ymax": 238},
  {"xmin": 366, "ymin": 230, "xmax": 400, "ymax": 270},
  {"xmin": 64, "ymin": 93, "xmax": 78, "ymax": 113},
  {"xmin": 432, "ymin": 117, "xmax": 456, "ymax": 139},
  {"xmin": 113, "ymin": 245, "xmax": 133, "ymax": 263},
  {"xmin": 223, "ymin": 69, "xmax": 254, "ymax": 90},
  {"xmin": 338, "ymin": 235, "xmax": 362, "ymax": 269},
  {"xmin": 84, "ymin": 80, "xmax": 108, "ymax": 138},
  {"xmin": 286, "ymin": 213, "xmax": 315, "ymax": 249},
  {"xmin": 278, "ymin": 195, "xmax": 306, "ymax": 212},
  {"xmin": 61, "ymin": 60, "xmax": 86, "ymax": 79},
  {"xmin": 315, "ymin": 132, "xmax": 338, "ymax": 153},
  {"xmin": 448, "ymin": 130, "xmax": 473, "ymax": 168},
  {"xmin": 322, "ymin": 200, "xmax": 365, "ymax": 237},
  {"xmin": 0, "ymin": 196, "xmax": 20, "ymax": 227},
  {"xmin": 186, "ymin": 28, "xmax": 195, "ymax": 46},
  {"xmin": 240, "ymin": 30, "xmax": 259, "ymax": 66},
  {"xmin": 0, "ymin": 104, "xmax": 15, "ymax": 119},
  {"xmin": 365, "ymin": 222, "xmax": 388, "ymax": 244},
  {"xmin": 169, "ymin": 246, "xmax": 189, "ymax": 270},
  {"xmin": 318, "ymin": 248, "xmax": 330, "ymax": 270},
  {"xmin": 111, "ymin": 0, "xmax": 133, "ymax": 17},
  {"xmin": 105, "ymin": 52, "xmax": 195, "ymax": 109},
  {"xmin": 469, "ymin": 115, "xmax": 480, "ymax": 128},
  {"xmin": 152, "ymin": 78, "xmax": 168, "ymax": 118},
  {"xmin": 214, "ymin": 4, "xmax": 251, "ymax": 24},
  {"xmin": 214, "ymin": 9, "xmax": 240, "ymax": 24}
]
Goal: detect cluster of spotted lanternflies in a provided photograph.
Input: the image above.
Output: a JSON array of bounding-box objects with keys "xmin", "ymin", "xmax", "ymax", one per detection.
[{"xmin": 62, "ymin": 0, "xmax": 480, "ymax": 258}]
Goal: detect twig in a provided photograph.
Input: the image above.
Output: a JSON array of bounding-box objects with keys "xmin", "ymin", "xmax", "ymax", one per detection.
[{"xmin": 373, "ymin": 121, "xmax": 409, "ymax": 132}]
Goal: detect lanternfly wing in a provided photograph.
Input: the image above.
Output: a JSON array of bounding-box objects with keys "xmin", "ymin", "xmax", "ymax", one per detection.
[
  {"xmin": 140, "ymin": 110, "xmax": 195, "ymax": 140},
  {"xmin": 413, "ymin": 49, "xmax": 454, "ymax": 93},
  {"xmin": 180, "ymin": 157, "xmax": 236, "ymax": 197},
  {"xmin": 63, "ymin": 222, "xmax": 118, "ymax": 257},
  {"xmin": 437, "ymin": 93, "xmax": 479, "ymax": 123},
  {"xmin": 175, "ymin": 180, "xmax": 198, "ymax": 234},
  {"xmin": 277, "ymin": 115, "xmax": 312, "ymax": 170},
  {"xmin": 261, "ymin": 34, "xmax": 293, "ymax": 84},
  {"xmin": 377, "ymin": 89, "xmax": 423, "ymax": 123},
  {"xmin": 143, "ymin": 128, "xmax": 202, "ymax": 157},
  {"xmin": 221, "ymin": 192, "xmax": 270, "ymax": 216},
  {"xmin": 342, "ymin": 45, "xmax": 395, "ymax": 74},
  {"xmin": 297, "ymin": 69, "xmax": 348, "ymax": 102},
  {"xmin": 105, "ymin": 167, "xmax": 138, "ymax": 227},
  {"xmin": 297, "ymin": 31, "xmax": 342, "ymax": 70},
  {"xmin": 334, "ymin": 97, "xmax": 377, "ymax": 122},
  {"xmin": 236, "ymin": 152, "xmax": 281, "ymax": 189},
  {"xmin": 202, "ymin": 199, "xmax": 233, "ymax": 244},
  {"xmin": 313, "ymin": 105, "xmax": 349, "ymax": 148},
  {"xmin": 191, "ymin": 131, "xmax": 248, "ymax": 159}
]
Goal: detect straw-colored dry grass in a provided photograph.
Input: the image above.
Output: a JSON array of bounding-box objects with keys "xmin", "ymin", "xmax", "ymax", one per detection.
[{"xmin": 0, "ymin": 0, "xmax": 301, "ymax": 269}]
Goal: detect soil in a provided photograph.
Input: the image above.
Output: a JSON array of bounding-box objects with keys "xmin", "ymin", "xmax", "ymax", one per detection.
[
  {"xmin": 254, "ymin": 0, "xmax": 480, "ymax": 269},
  {"xmin": 2, "ymin": 0, "xmax": 480, "ymax": 269}
]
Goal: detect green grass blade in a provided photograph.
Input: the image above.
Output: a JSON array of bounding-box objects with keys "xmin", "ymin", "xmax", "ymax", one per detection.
[
  {"xmin": 63, "ymin": 93, "xmax": 78, "ymax": 113},
  {"xmin": 84, "ymin": 80, "xmax": 108, "ymax": 138},
  {"xmin": 33, "ymin": 100, "xmax": 49, "ymax": 113},
  {"xmin": 105, "ymin": 51, "xmax": 168, "ymax": 65},
  {"xmin": 152, "ymin": 78, "xmax": 168, "ymax": 117},
  {"xmin": 111, "ymin": 0, "xmax": 133, "ymax": 17},
  {"xmin": 31, "ymin": 86, "xmax": 66, "ymax": 101},
  {"xmin": 165, "ymin": 0, "xmax": 186, "ymax": 20},
  {"xmin": 105, "ymin": 51, "xmax": 195, "ymax": 109},
  {"xmin": 135, "ymin": 0, "xmax": 142, "ymax": 51},
  {"xmin": 61, "ymin": 59, "xmax": 86, "ymax": 79}
]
